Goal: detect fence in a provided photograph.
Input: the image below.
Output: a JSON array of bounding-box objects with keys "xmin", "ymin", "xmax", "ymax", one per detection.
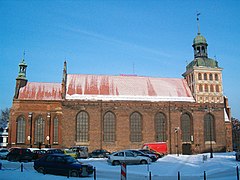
[{"xmin": 0, "ymin": 162, "xmax": 240, "ymax": 180}]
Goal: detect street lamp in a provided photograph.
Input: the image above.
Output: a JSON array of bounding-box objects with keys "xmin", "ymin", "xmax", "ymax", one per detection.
[
  {"xmin": 175, "ymin": 127, "xmax": 180, "ymax": 156},
  {"xmin": 27, "ymin": 135, "xmax": 31, "ymax": 148},
  {"xmin": 46, "ymin": 136, "xmax": 50, "ymax": 148}
]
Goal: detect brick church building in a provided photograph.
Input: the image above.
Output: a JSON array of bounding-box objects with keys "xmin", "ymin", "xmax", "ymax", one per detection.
[{"xmin": 9, "ymin": 22, "xmax": 232, "ymax": 154}]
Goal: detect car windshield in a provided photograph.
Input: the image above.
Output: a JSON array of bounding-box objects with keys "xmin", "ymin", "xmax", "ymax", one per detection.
[{"xmin": 65, "ymin": 156, "xmax": 78, "ymax": 163}]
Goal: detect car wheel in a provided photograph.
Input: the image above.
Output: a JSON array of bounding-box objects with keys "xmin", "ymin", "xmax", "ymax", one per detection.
[
  {"xmin": 140, "ymin": 160, "xmax": 148, "ymax": 164},
  {"xmin": 70, "ymin": 170, "xmax": 79, "ymax": 177},
  {"xmin": 112, "ymin": 160, "xmax": 120, "ymax": 166},
  {"xmin": 37, "ymin": 167, "xmax": 45, "ymax": 174}
]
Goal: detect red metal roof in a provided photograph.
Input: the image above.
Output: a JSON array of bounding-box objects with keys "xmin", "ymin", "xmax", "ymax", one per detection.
[
  {"xmin": 66, "ymin": 74, "xmax": 195, "ymax": 102},
  {"xmin": 18, "ymin": 82, "xmax": 62, "ymax": 100}
]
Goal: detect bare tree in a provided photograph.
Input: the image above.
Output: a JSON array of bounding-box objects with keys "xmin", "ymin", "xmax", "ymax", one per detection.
[{"xmin": 0, "ymin": 108, "xmax": 10, "ymax": 128}]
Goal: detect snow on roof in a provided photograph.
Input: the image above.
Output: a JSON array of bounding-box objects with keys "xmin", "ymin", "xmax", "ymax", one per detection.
[
  {"xmin": 66, "ymin": 74, "xmax": 195, "ymax": 102},
  {"xmin": 18, "ymin": 82, "xmax": 62, "ymax": 100}
]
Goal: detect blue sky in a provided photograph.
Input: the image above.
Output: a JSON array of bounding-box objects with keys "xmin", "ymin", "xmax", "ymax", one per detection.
[{"xmin": 0, "ymin": 0, "xmax": 239, "ymax": 119}]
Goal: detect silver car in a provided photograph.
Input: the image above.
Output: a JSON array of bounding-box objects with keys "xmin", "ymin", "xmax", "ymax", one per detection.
[{"xmin": 107, "ymin": 150, "xmax": 151, "ymax": 165}]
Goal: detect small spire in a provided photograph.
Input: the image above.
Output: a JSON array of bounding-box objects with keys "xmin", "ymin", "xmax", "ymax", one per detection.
[{"xmin": 196, "ymin": 11, "xmax": 201, "ymax": 35}]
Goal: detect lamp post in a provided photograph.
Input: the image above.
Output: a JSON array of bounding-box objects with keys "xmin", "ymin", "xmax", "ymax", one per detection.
[
  {"xmin": 175, "ymin": 127, "xmax": 180, "ymax": 156},
  {"xmin": 46, "ymin": 136, "xmax": 50, "ymax": 148},
  {"xmin": 27, "ymin": 135, "xmax": 31, "ymax": 148}
]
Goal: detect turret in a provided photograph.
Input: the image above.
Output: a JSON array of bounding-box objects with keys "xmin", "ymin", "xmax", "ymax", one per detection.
[{"xmin": 14, "ymin": 59, "xmax": 28, "ymax": 99}]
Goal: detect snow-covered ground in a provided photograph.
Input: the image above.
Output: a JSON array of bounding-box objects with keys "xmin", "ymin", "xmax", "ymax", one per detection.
[{"xmin": 1, "ymin": 152, "xmax": 239, "ymax": 180}]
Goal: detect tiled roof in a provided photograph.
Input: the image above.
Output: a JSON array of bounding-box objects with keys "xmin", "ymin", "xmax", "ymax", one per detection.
[
  {"xmin": 18, "ymin": 82, "xmax": 62, "ymax": 100},
  {"xmin": 66, "ymin": 74, "xmax": 195, "ymax": 102}
]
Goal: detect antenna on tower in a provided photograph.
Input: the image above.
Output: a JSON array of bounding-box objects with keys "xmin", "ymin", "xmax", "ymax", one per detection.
[
  {"xmin": 23, "ymin": 50, "xmax": 26, "ymax": 60},
  {"xmin": 196, "ymin": 11, "xmax": 201, "ymax": 35}
]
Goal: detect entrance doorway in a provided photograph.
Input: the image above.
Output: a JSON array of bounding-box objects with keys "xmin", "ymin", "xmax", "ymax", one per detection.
[{"xmin": 182, "ymin": 143, "xmax": 192, "ymax": 155}]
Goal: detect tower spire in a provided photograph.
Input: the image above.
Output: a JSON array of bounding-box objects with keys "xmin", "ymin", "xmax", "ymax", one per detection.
[{"xmin": 197, "ymin": 12, "xmax": 201, "ymax": 35}]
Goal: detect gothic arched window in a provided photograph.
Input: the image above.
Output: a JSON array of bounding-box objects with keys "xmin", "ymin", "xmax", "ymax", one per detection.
[
  {"xmin": 130, "ymin": 112, "xmax": 142, "ymax": 142},
  {"xmin": 34, "ymin": 116, "xmax": 45, "ymax": 144},
  {"xmin": 53, "ymin": 117, "xmax": 59, "ymax": 144},
  {"xmin": 204, "ymin": 113, "xmax": 216, "ymax": 142},
  {"xmin": 16, "ymin": 116, "xmax": 26, "ymax": 144},
  {"xmin": 155, "ymin": 112, "xmax": 167, "ymax": 142},
  {"xmin": 76, "ymin": 111, "xmax": 89, "ymax": 142},
  {"xmin": 103, "ymin": 111, "xmax": 116, "ymax": 142},
  {"xmin": 181, "ymin": 113, "xmax": 192, "ymax": 142}
]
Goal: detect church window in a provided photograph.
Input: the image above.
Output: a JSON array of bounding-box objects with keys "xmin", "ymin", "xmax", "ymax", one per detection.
[
  {"xmin": 204, "ymin": 73, "xmax": 207, "ymax": 80},
  {"xmin": 76, "ymin": 111, "xmax": 89, "ymax": 142},
  {"xmin": 205, "ymin": 84, "xmax": 208, "ymax": 92},
  {"xmin": 181, "ymin": 113, "xmax": 192, "ymax": 142},
  {"xmin": 198, "ymin": 73, "xmax": 202, "ymax": 80},
  {"xmin": 155, "ymin": 112, "xmax": 167, "ymax": 142},
  {"xmin": 130, "ymin": 112, "xmax": 142, "ymax": 142},
  {"xmin": 210, "ymin": 85, "xmax": 214, "ymax": 92},
  {"xmin": 34, "ymin": 116, "xmax": 45, "ymax": 144},
  {"xmin": 16, "ymin": 116, "xmax": 25, "ymax": 144},
  {"xmin": 53, "ymin": 117, "xmax": 59, "ymax": 144},
  {"xmin": 204, "ymin": 113, "xmax": 215, "ymax": 142},
  {"xmin": 209, "ymin": 73, "xmax": 213, "ymax": 80},
  {"xmin": 215, "ymin": 74, "xmax": 219, "ymax": 81},
  {"xmin": 103, "ymin": 111, "xmax": 116, "ymax": 142}
]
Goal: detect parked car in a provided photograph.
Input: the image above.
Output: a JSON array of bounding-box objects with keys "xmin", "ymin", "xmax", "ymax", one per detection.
[
  {"xmin": 129, "ymin": 149, "xmax": 157, "ymax": 162},
  {"xmin": 32, "ymin": 149, "xmax": 47, "ymax": 160},
  {"xmin": 0, "ymin": 148, "xmax": 9, "ymax": 160},
  {"xmin": 63, "ymin": 149, "xmax": 77, "ymax": 159},
  {"xmin": 70, "ymin": 146, "xmax": 88, "ymax": 159},
  {"xmin": 46, "ymin": 149, "xmax": 64, "ymax": 154},
  {"xmin": 6, "ymin": 148, "xmax": 34, "ymax": 162},
  {"xmin": 34, "ymin": 154, "xmax": 93, "ymax": 177},
  {"xmin": 89, "ymin": 149, "xmax": 110, "ymax": 158},
  {"xmin": 139, "ymin": 149, "xmax": 162, "ymax": 159},
  {"xmin": 107, "ymin": 150, "xmax": 151, "ymax": 165}
]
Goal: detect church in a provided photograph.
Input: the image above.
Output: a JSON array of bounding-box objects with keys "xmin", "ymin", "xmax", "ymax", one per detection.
[{"xmin": 8, "ymin": 21, "xmax": 232, "ymax": 155}]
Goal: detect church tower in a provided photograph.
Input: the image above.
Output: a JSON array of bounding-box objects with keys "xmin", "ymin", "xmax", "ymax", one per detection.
[
  {"xmin": 182, "ymin": 15, "xmax": 224, "ymax": 104},
  {"xmin": 14, "ymin": 58, "xmax": 28, "ymax": 99}
]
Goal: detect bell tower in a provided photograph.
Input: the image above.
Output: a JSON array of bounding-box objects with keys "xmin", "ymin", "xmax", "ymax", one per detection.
[
  {"xmin": 14, "ymin": 57, "xmax": 28, "ymax": 99},
  {"xmin": 182, "ymin": 15, "xmax": 224, "ymax": 104}
]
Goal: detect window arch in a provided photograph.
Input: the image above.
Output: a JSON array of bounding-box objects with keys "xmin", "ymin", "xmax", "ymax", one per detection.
[
  {"xmin": 204, "ymin": 73, "xmax": 207, "ymax": 80},
  {"xmin": 155, "ymin": 112, "xmax": 167, "ymax": 142},
  {"xmin": 34, "ymin": 116, "xmax": 45, "ymax": 144},
  {"xmin": 130, "ymin": 112, "xmax": 142, "ymax": 142},
  {"xmin": 199, "ymin": 84, "xmax": 203, "ymax": 92},
  {"xmin": 103, "ymin": 111, "xmax": 116, "ymax": 142},
  {"xmin": 204, "ymin": 113, "xmax": 216, "ymax": 142},
  {"xmin": 53, "ymin": 117, "xmax": 59, "ymax": 144},
  {"xmin": 181, "ymin": 113, "xmax": 192, "ymax": 142},
  {"xmin": 16, "ymin": 116, "xmax": 26, "ymax": 144},
  {"xmin": 215, "ymin": 74, "xmax": 219, "ymax": 81},
  {"xmin": 198, "ymin": 73, "xmax": 202, "ymax": 80},
  {"xmin": 76, "ymin": 111, "xmax": 89, "ymax": 142},
  {"xmin": 209, "ymin": 73, "xmax": 213, "ymax": 81},
  {"xmin": 205, "ymin": 84, "xmax": 208, "ymax": 92},
  {"xmin": 216, "ymin": 85, "xmax": 220, "ymax": 92},
  {"xmin": 210, "ymin": 84, "xmax": 214, "ymax": 92}
]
